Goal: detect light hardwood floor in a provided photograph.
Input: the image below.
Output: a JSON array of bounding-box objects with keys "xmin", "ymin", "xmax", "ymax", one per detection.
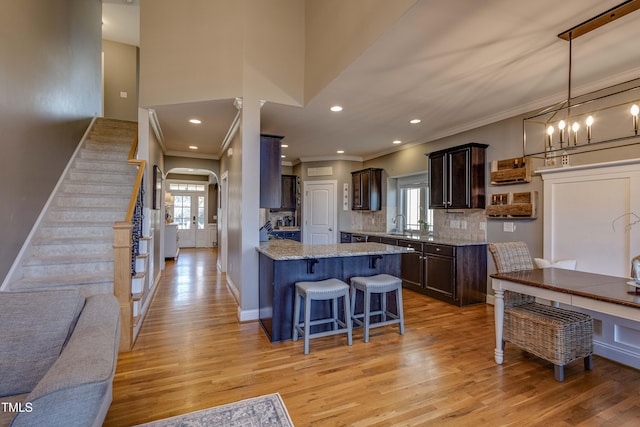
[{"xmin": 104, "ymin": 249, "xmax": 640, "ymax": 426}]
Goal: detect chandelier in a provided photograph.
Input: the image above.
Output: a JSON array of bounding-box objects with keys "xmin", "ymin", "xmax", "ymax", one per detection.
[{"xmin": 523, "ymin": 0, "xmax": 640, "ymax": 164}]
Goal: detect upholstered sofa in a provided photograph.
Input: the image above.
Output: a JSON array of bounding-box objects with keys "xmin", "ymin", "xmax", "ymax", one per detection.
[{"xmin": 0, "ymin": 289, "xmax": 120, "ymax": 427}]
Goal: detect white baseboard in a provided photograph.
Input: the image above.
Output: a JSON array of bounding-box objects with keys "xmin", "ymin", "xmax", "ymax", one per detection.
[
  {"xmin": 237, "ymin": 307, "xmax": 259, "ymax": 322},
  {"xmin": 226, "ymin": 276, "xmax": 240, "ymax": 303},
  {"xmin": 225, "ymin": 276, "xmax": 259, "ymax": 322}
]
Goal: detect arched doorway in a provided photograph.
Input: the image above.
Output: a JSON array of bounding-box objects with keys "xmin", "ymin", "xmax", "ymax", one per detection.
[{"xmin": 164, "ymin": 168, "xmax": 219, "ymax": 250}]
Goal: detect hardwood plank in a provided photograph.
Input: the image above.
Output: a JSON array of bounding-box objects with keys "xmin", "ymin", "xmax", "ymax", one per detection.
[{"xmin": 104, "ymin": 248, "xmax": 640, "ymax": 426}]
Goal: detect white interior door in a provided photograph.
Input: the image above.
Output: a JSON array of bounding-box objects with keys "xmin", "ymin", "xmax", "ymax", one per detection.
[{"xmin": 303, "ymin": 181, "xmax": 337, "ymax": 244}]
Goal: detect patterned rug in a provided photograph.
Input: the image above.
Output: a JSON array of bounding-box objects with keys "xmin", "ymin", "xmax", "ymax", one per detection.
[{"xmin": 134, "ymin": 393, "xmax": 294, "ymax": 427}]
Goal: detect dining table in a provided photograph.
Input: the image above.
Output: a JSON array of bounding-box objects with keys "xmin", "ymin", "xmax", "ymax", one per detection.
[{"xmin": 491, "ymin": 267, "xmax": 640, "ymax": 365}]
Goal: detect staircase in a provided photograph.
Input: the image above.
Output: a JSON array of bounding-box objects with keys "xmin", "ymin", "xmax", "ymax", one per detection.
[{"xmin": 4, "ymin": 118, "xmax": 139, "ymax": 297}]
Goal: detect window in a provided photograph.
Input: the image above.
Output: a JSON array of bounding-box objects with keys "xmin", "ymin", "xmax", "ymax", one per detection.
[
  {"xmin": 398, "ymin": 174, "xmax": 431, "ymax": 232},
  {"xmin": 169, "ymin": 183, "xmax": 205, "ymax": 192},
  {"xmin": 174, "ymin": 195, "xmax": 192, "ymax": 230}
]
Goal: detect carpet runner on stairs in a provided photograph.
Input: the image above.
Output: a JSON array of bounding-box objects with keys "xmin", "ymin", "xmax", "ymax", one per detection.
[{"xmin": 7, "ymin": 118, "xmax": 138, "ymax": 296}]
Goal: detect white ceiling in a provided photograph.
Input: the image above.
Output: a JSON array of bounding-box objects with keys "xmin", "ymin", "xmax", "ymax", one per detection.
[{"xmin": 102, "ymin": 0, "xmax": 640, "ymax": 163}]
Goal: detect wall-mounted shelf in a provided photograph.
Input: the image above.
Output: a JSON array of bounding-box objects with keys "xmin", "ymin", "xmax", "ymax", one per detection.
[
  {"xmin": 490, "ymin": 157, "xmax": 531, "ymax": 185},
  {"xmin": 486, "ymin": 191, "xmax": 538, "ymax": 219}
]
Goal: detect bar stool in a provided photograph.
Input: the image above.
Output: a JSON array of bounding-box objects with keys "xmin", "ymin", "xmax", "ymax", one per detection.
[
  {"xmin": 293, "ymin": 278, "xmax": 353, "ymax": 354},
  {"xmin": 350, "ymin": 274, "xmax": 405, "ymax": 343}
]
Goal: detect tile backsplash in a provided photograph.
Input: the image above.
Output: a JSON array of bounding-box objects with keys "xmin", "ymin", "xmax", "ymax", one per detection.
[
  {"xmin": 350, "ymin": 208, "xmax": 487, "ymax": 241},
  {"xmin": 432, "ymin": 209, "xmax": 487, "ymax": 241},
  {"xmin": 350, "ymin": 208, "xmax": 387, "ymax": 232}
]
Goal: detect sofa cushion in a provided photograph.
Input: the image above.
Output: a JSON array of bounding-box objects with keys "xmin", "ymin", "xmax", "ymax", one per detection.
[{"xmin": 0, "ymin": 289, "xmax": 85, "ymax": 397}]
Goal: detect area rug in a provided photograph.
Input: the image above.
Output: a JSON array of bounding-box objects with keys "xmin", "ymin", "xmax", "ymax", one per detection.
[{"xmin": 133, "ymin": 393, "xmax": 294, "ymax": 427}]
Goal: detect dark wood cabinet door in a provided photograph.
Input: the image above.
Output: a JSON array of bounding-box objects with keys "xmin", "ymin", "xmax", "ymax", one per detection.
[
  {"xmin": 369, "ymin": 169, "xmax": 382, "ymax": 210},
  {"xmin": 260, "ymin": 134, "xmax": 283, "ymax": 209},
  {"xmin": 401, "ymin": 251, "xmax": 423, "ymax": 290},
  {"xmin": 352, "ymin": 172, "xmax": 362, "ymax": 209},
  {"xmin": 429, "ymin": 152, "xmax": 447, "ymax": 208},
  {"xmin": 428, "ymin": 143, "xmax": 487, "ymax": 210},
  {"xmin": 360, "ymin": 170, "xmax": 371, "ymax": 210},
  {"xmin": 280, "ymin": 175, "xmax": 296, "ymax": 209},
  {"xmin": 448, "ymin": 147, "xmax": 470, "ymax": 209},
  {"xmin": 351, "ymin": 168, "xmax": 382, "ymax": 211},
  {"xmin": 398, "ymin": 240, "xmax": 423, "ymax": 290},
  {"xmin": 424, "ymin": 254, "xmax": 455, "ymax": 299}
]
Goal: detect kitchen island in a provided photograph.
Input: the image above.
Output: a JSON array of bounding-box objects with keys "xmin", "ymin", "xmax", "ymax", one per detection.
[{"xmin": 257, "ymin": 240, "xmax": 412, "ymax": 343}]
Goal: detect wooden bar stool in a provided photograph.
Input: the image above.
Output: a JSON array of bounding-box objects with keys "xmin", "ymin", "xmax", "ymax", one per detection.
[
  {"xmin": 293, "ymin": 278, "xmax": 353, "ymax": 354},
  {"xmin": 350, "ymin": 274, "xmax": 405, "ymax": 343}
]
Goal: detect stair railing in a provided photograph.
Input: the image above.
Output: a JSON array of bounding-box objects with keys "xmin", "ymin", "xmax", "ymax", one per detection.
[{"xmin": 113, "ymin": 133, "xmax": 146, "ymax": 352}]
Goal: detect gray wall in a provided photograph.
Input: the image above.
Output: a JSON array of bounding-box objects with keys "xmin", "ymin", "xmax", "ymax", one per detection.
[
  {"xmin": 0, "ymin": 0, "xmax": 102, "ymax": 282},
  {"xmin": 365, "ymin": 111, "xmax": 639, "ymax": 279},
  {"xmin": 295, "ymin": 160, "xmax": 364, "ymax": 235},
  {"xmin": 103, "ymin": 39, "xmax": 139, "ymax": 122}
]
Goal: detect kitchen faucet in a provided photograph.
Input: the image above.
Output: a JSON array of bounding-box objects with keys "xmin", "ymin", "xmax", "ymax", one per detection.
[{"xmin": 392, "ymin": 214, "xmax": 407, "ymax": 234}]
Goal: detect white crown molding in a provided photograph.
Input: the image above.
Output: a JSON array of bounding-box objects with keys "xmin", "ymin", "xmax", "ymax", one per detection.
[
  {"xmin": 218, "ymin": 109, "xmax": 241, "ymax": 158},
  {"xmin": 148, "ymin": 109, "xmax": 168, "ymax": 153},
  {"xmin": 165, "ymin": 150, "xmax": 219, "ymax": 160},
  {"xmin": 299, "ymin": 155, "xmax": 363, "ymax": 163}
]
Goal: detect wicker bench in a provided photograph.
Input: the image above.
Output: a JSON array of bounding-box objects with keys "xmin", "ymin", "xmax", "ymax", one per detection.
[{"xmin": 504, "ymin": 300, "xmax": 593, "ymax": 381}]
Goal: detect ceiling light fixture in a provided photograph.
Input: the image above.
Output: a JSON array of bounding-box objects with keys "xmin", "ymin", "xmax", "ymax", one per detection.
[
  {"xmin": 189, "ymin": 119, "xmax": 201, "ymax": 124},
  {"xmin": 337, "ymin": 150, "xmax": 345, "ymax": 154},
  {"xmin": 330, "ymin": 105, "xmax": 343, "ymax": 112},
  {"xmin": 281, "ymin": 144, "xmax": 288, "ymax": 148},
  {"xmin": 523, "ymin": 0, "xmax": 640, "ymax": 164},
  {"xmin": 189, "ymin": 146, "xmax": 198, "ymax": 150},
  {"xmin": 409, "ymin": 119, "xmax": 421, "ymax": 124},
  {"xmin": 393, "ymin": 140, "xmax": 402, "ymax": 145}
]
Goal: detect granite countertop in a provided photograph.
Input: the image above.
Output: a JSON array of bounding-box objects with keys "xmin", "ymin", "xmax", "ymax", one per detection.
[
  {"xmin": 341, "ymin": 230, "xmax": 487, "ymax": 246},
  {"xmin": 257, "ymin": 239, "xmax": 413, "ymax": 261}
]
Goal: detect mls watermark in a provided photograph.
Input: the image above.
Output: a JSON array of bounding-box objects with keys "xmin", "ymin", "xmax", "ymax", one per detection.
[{"xmin": 1, "ymin": 401, "xmax": 33, "ymax": 413}]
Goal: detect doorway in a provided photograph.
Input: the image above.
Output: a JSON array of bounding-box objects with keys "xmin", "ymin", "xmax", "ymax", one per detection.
[
  {"xmin": 303, "ymin": 180, "xmax": 337, "ymax": 244},
  {"xmin": 167, "ymin": 181, "xmax": 208, "ymax": 248}
]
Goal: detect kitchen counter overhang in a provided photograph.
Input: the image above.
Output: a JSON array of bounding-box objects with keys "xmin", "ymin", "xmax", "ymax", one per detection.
[{"xmin": 257, "ymin": 239, "xmax": 413, "ymax": 260}]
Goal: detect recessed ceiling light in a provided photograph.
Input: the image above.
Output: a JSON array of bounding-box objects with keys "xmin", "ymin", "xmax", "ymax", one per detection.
[
  {"xmin": 281, "ymin": 144, "xmax": 288, "ymax": 148},
  {"xmin": 281, "ymin": 155, "xmax": 286, "ymax": 158},
  {"xmin": 330, "ymin": 105, "xmax": 343, "ymax": 112},
  {"xmin": 393, "ymin": 140, "xmax": 402, "ymax": 144},
  {"xmin": 409, "ymin": 119, "xmax": 421, "ymax": 124},
  {"xmin": 189, "ymin": 119, "xmax": 202, "ymax": 124},
  {"xmin": 189, "ymin": 145, "xmax": 198, "ymax": 150},
  {"xmin": 337, "ymin": 150, "xmax": 345, "ymax": 154}
]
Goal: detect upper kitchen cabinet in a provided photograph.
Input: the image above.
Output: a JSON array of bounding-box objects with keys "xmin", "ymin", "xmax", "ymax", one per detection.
[
  {"xmin": 271, "ymin": 174, "xmax": 297, "ymax": 211},
  {"xmin": 427, "ymin": 143, "xmax": 488, "ymax": 209},
  {"xmin": 260, "ymin": 134, "xmax": 283, "ymax": 209},
  {"xmin": 351, "ymin": 168, "xmax": 382, "ymax": 211}
]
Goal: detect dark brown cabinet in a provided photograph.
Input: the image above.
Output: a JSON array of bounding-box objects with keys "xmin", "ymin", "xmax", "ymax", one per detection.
[
  {"xmin": 422, "ymin": 243, "xmax": 487, "ymax": 306},
  {"xmin": 271, "ymin": 174, "xmax": 296, "ymax": 211},
  {"xmin": 428, "ymin": 143, "xmax": 487, "ymax": 209},
  {"xmin": 424, "ymin": 244, "xmax": 455, "ymax": 300},
  {"xmin": 351, "ymin": 168, "xmax": 382, "ymax": 210},
  {"xmin": 260, "ymin": 134, "xmax": 283, "ymax": 209},
  {"xmin": 398, "ymin": 240, "xmax": 423, "ymax": 290},
  {"xmin": 343, "ymin": 231, "xmax": 487, "ymax": 307}
]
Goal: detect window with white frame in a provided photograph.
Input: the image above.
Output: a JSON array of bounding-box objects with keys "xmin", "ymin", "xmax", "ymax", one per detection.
[{"xmin": 398, "ymin": 174, "xmax": 431, "ymax": 232}]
